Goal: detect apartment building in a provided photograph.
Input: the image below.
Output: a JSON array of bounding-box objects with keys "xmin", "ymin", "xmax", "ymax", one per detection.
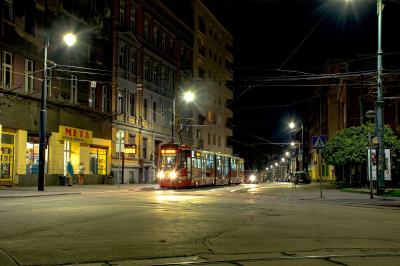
[{"xmin": 186, "ymin": 0, "xmax": 234, "ymax": 154}]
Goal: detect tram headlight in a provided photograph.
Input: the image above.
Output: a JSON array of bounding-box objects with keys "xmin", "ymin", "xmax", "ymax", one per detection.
[
  {"xmin": 169, "ymin": 172, "xmax": 177, "ymax": 179},
  {"xmin": 158, "ymin": 172, "xmax": 165, "ymax": 178},
  {"xmin": 250, "ymin": 175, "xmax": 255, "ymax": 181}
]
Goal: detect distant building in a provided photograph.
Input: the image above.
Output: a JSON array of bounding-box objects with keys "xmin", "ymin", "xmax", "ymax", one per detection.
[{"xmin": 183, "ymin": 0, "xmax": 234, "ymax": 154}]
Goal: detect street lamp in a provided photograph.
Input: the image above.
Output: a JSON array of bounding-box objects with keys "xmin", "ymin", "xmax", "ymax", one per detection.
[
  {"xmin": 38, "ymin": 30, "xmax": 76, "ymax": 191},
  {"xmin": 172, "ymin": 92, "xmax": 195, "ymax": 143},
  {"xmin": 366, "ymin": 110, "xmax": 376, "ymax": 199}
]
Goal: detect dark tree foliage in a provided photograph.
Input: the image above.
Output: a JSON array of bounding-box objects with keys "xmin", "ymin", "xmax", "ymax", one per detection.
[{"xmin": 322, "ymin": 123, "xmax": 400, "ymax": 183}]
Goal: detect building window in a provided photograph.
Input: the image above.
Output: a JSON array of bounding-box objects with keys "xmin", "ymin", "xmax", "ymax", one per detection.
[
  {"xmin": 118, "ymin": 93, "xmax": 124, "ymax": 114},
  {"xmin": 213, "ymin": 113, "xmax": 216, "ymax": 124},
  {"xmin": 144, "ymin": 19, "xmax": 149, "ymax": 40},
  {"xmin": 213, "ymin": 134, "xmax": 216, "ymax": 145},
  {"xmin": 162, "ymin": 32, "xmax": 166, "ymax": 52},
  {"xmin": 153, "ymin": 65, "xmax": 157, "ymax": 84},
  {"xmin": 89, "ymin": 86, "xmax": 95, "ymax": 108},
  {"xmin": 144, "ymin": 60, "xmax": 148, "ymax": 80},
  {"xmin": 71, "ymin": 75, "xmax": 77, "ymax": 104},
  {"xmin": 25, "ymin": 59, "xmax": 34, "ymax": 93},
  {"xmin": 208, "ymin": 133, "xmax": 211, "ymax": 144},
  {"xmin": 153, "ymin": 102, "xmax": 157, "ymax": 123},
  {"xmin": 3, "ymin": 0, "xmax": 13, "ymax": 23},
  {"xmin": 218, "ymin": 115, "xmax": 221, "ymax": 126},
  {"xmin": 130, "ymin": 51, "xmax": 136, "ymax": 74},
  {"xmin": 46, "ymin": 69, "xmax": 52, "ymax": 97},
  {"xmin": 181, "ymin": 47, "xmax": 185, "ymax": 63},
  {"xmin": 209, "ymin": 46, "xmax": 212, "ymax": 57},
  {"xmin": 161, "ymin": 69, "xmax": 165, "ymax": 88},
  {"xmin": 118, "ymin": 45, "xmax": 124, "ymax": 68},
  {"xmin": 208, "ymin": 110, "xmax": 212, "ymax": 122},
  {"xmin": 102, "ymin": 86, "xmax": 108, "ymax": 112},
  {"xmin": 161, "ymin": 106, "xmax": 164, "ymax": 124},
  {"xmin": 213, "ymin": 92, "xmax": 216, "ymax": 103},
  {"xmin": 218, "ymin": 135, "xmax": 221, "ymax": 146},
  {"xmin": 3, "ymin": 52, "xmax": 12, "ymax": 88},
  {"xmin": 130, "ymin": 9, "xmax": 136, "ymax": 31},
  {"xmin": 219, "ymin": 54, "xmax": 222, "ymax": 65},
  {"xmin": 154, "ymin": 25, "xmax": 159, "ymax": 46},
  {"xmin": 209, "ymin": 24, "xmax": 212, "ymax": 35},
  {"xmin": 214, "ymin": 29, "xmax": 217, "ymax": 41},
  {"xmin": 89, "ymin": 147, "xmax": 107, "ymax": 175},
  {"xmin": 169, "ymin": 73, "xmax": 173, "ymax": 90},
  {"xmin": 170, "ymin": 37, "xmax": 175, "ymax": 57},
  {"xmin": 144, "ymin": 99, "xmax": 148, "ymax": 120},
  {"xmin": 130, "ymin": 94, "xmax": 135, "ymax": 116},
  {"xmin": 218, "ymin": 96, "xmax": 221, "ymax": 106},
  {"xmin": 119, "ymin": 2, "xmax": 125, "ymax": 24},
  {"xmin": 214, "ymin": 50, "xmax": 217, "ymax": 61},
  {"xmin": 219, "ymin": 34, "xmax": 222, "ymax": 45},
  {"xmin": 142, "ymin": 138, "xmax": 147, "ymax": 159}
]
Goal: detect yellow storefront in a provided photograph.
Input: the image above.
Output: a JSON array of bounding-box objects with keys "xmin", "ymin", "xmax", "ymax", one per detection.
[{"xmin": 0, "ymin": 125, "xmax": 111, "ymax": 186}]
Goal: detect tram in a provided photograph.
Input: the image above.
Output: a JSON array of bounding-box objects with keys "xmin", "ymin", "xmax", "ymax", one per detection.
[{"xmin": 158, "ymin": 143, "xmax": 245, "ymax": 188}]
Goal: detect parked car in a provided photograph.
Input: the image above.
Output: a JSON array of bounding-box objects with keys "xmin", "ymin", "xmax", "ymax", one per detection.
[{"xmin": 294, "ymin": 172, "xmax": 311, "ymax": 184}]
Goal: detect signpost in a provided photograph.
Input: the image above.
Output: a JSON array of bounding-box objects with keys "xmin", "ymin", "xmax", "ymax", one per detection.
[
  {"xmin": 117, "ymin": 130, "xmax": 124, "ymax": 189},
  {"xmin": 313, "ymin": 136, "xmax": 326, "ymax": 197}
]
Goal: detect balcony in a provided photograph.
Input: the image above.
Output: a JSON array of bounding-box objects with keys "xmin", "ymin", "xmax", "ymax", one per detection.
[
  {"xmin": 224, "ymin": 86, "xmax": 233, "ymax": 99},
  {"xmin": 224, "ymin": 126, "xmax": 233, "ymax": 136},
  {"xmin": 225, "ymin": 68, "xmax": 233, "ymax": 82},
  {"xmin": 198, "ymin": 44, "xmax": 205, "ymax": 57},
  {"xmin": 225, "ymin": 145, "xmax": 233, "ymax": 155},
  {"xmin": 225, "ymin": 108, "xmax": 233, "ymax": 118}
]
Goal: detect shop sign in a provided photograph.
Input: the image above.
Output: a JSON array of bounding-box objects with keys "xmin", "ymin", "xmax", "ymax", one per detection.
[{"xmin": 59, "ymin": 126, "xmax": 93, "ymax": 144}]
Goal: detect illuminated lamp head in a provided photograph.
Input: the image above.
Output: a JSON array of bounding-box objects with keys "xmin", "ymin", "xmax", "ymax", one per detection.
[{"xmin": 250, "ymin": 175, "xmax": 255, "ymax": 181}]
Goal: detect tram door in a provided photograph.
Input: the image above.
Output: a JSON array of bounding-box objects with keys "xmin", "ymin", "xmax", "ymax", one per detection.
[{"xmin": 186, "ymin": 155, "xmax": 191, "ymax": 179}]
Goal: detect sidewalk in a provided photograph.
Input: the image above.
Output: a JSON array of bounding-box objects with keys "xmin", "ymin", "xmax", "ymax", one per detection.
[{"xmin": 0, "ymin": 183, "xmax": 158, "ymax": 198}]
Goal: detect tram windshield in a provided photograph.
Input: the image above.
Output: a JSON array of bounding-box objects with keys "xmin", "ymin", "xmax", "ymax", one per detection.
[{"xmin": 161, "ymin": 156, "xmax": 176, "ymax": 165}]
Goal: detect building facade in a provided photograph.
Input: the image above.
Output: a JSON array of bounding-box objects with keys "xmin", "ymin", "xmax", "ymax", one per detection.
[
  {"xmin": 186, "ymin": 0, "xmax": 234, "ymax": 154},
  {"xmin": 0, "ymin": 0, "xmax": 114, "ymax": 186}
]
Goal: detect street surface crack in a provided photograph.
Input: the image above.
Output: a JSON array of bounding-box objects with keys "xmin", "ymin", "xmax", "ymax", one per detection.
[{"xmin": 0, "ymin": 247, "xmax": 20, "ymax": 265}]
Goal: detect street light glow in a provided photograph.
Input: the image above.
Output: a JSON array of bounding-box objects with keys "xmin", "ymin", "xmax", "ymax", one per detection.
[
  {"xmin": 184, "ymin": 92, "xmax": 194, "ymax": 102},
  {"xmin": 64, "ymin": 34, "xmax": 76, "ymax": 46},
  {"xmin": 289, "ymin": 122, "xmax": 294, "ymax": 129},
  {"xmin": 291, "ymin": 142, "xmax": 294, "ymax": 146}
]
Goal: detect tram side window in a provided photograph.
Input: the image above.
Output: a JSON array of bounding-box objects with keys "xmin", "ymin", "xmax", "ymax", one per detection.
[
  {"xmin": 224, "ymin": 159, "xmax": 229, "ymax": 175},
  {"xmin": 217, "ymin": 159, "xmax": 222, "ymax": 175},
  {"xmin": 231, "ymin": 159, "xmax": 237, "ymax": 172},
  {"xmin": 197, "ymin": 158, "xmax": 202, "ymax": 168},
  {"xmin": 192, "ymin": 157, "xmax": 197, "ymax": 168}
]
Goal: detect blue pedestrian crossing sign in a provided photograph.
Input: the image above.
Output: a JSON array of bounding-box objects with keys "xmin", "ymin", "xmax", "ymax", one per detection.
[
  {"xmin": 291, "ymin": 150, "xmax": 296, "ymax": 158},
  {"xmin": 312, "ymin": 136, "xmax": 326, "ymax": 149}
]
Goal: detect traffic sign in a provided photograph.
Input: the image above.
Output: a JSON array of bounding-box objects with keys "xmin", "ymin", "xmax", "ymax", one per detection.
[
  {"xmin": 291, "ymin": 151, "xmax": 296, "ymax": 158},
  {"xmin": 312, "ymin": 136, "xmax": 326, "ymax": 149}
]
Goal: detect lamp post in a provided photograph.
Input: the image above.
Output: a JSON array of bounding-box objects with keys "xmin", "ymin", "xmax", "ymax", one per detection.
[
  {"xmin": 376, "ymin": 0, "xmax": 385, "ymax": 196},
  {"xmin": 366, "ymin": 110, "xmax": 376, "ymax": 199},
  {"xmin": 38, "ymin": 14, "xmax": 76, "ymax": 191},
  {"xmin": 172, "ymin": 92, "xmax": 194, "ymax": 143}
]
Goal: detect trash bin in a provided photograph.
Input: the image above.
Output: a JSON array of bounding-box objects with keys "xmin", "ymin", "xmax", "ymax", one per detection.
[{"xmin": 59, "ymin": 175, "xmax": 66, "ymax": 186}]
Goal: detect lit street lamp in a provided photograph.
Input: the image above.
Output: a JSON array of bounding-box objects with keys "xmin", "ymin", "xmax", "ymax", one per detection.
[
  {"xmin": 172, "ymin": 92, "xmax": 194, "ymax": 143},
  {"xmin": 366, "ymin": 110, "xmax": 376, "ymax": 199},
  {"xmin": 38, "ymin": 26, "xmax": 76, "ymax": 191}
]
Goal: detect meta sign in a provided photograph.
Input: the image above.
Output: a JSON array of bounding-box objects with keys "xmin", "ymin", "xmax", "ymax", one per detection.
[{"xmin": 59, "ymin": 126, "xmax": 93, "ymax": 144}]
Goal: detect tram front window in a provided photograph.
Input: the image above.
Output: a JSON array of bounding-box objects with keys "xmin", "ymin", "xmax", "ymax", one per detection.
[{"xmin": 161, "ymin": 156, "xmax": 176, "ymax": 166}]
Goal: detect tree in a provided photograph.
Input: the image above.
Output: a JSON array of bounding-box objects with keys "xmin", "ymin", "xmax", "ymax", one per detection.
[{"xmin": 322, "ymin": 123, "xmax": 400, "ymax": 183}]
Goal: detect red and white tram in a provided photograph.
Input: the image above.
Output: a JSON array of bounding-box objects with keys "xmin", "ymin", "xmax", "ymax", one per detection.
[{"xmin": 158, "ymin": 143, "xmax": 245, "ymax": 188}]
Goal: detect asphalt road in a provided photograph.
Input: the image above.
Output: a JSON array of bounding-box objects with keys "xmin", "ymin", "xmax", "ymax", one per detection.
[{"xmin": 1, "ymin": 182, "xmax": 400, "ymax": 266}]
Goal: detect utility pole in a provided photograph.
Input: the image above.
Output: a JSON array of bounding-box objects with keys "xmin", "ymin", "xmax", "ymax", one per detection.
[
  {"xmin": 376, "ymin": 0, "xmax": 385, "ymax": 195},
  {"xmin": 38, "ymin": 0, "xmax": 48, "ymax": 191}
]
